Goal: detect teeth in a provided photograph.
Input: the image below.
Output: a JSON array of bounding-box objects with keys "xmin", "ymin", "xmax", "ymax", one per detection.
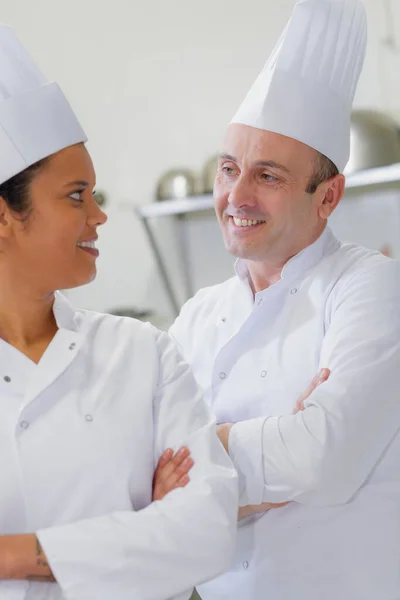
[
  {"xmin": 233, "ymin": 217, "xmax": 265, "ymax": 227},
  {"xmin": 77, "ymin": 241, "xmax": 96, "ymax": 249}
]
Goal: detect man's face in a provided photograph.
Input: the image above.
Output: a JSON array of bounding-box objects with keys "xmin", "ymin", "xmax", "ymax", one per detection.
[{"xmin": 214, "ymin": 124, "xmax": 327, "ymax": 265}]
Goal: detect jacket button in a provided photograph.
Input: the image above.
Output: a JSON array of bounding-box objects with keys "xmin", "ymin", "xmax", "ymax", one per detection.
[
  {"xmin": 85, "ymin": 414, "xmax": 94, "ymax": 422},
  {"xmin": 69, "ymin": 343, "xmax": 76, "ymax": 350},
  {"xmin": 20, "ymin": 421, "xmax": 29, "ymax": 430},
  {"xmin": 261, "ymin": 370, "xmax": 267, "ymax": 378},
  {"xmin": 219, "ymin": 372, "xmax": 226, "ymax": 380},
  {"xmin": 290, "ymin": 288, "xmax": 298, "ymax": 295},
  {"xmin": 3, "ymin": 375, "xmax": 11, "ymax": 383},
  {"xmin": 243, "ymin": 561, "xmax": 249, "ymax": 570}
]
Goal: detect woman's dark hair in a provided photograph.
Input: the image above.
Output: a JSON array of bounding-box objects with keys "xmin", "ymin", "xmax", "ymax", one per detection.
[{"xmin": 0, "ymin": 158, "xmax": 49, "ymax": 219}]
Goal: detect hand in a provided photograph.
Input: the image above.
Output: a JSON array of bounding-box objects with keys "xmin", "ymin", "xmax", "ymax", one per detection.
[
  {"xmin": 216, "ymin": 423, "xmax": 234, "ymax": 453},
  {"xmin": 152, "ymin": 447, "xmax": 194, "ymax": 501},
  {"xmin": 293, "ymin": 368, "xmax": 330, "ymax": 414},
  {"xmin": 238, "ymin": 501, "xmax": 288, "ymax": 520}
]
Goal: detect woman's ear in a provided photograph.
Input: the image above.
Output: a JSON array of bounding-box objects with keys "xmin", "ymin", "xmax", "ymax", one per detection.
[
  {"xmin": 317, "ymin": 174, "xmax": 345, "ymax": 219},
  {"xmin": 0, "ymin": 196, "xmax": 12, "ymax": 235}
]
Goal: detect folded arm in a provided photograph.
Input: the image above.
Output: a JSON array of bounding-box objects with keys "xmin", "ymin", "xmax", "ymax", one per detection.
[
  {"xmin": 227, "ymin": 261, "xmax": 400, "ymax": 507},
  {"xmin": 3, "ymin": 331, "xmax": 238, "ymax": 600}
]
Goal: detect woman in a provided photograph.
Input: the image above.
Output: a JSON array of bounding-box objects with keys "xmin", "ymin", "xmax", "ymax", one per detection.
[{"xmin": 0, "ymin": 25, "xmax": 238, "ymax": 600}]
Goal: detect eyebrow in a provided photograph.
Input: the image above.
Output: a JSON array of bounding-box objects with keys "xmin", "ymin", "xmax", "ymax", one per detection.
[
  {"xmin": 219, "ymin": 154, "xmax": 291, "ymax": 175},
  {"xmin": 63, "ymin": 180, "xmax": 89, "ymax": 188}
]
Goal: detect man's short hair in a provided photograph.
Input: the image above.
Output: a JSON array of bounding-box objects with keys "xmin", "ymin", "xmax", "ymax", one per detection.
[{"xmin": 306, "ymin": 152, "xmax": 339, "ymax": 194}]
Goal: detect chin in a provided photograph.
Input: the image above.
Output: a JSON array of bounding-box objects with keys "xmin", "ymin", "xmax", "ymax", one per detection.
[{"xmin": 61, "ymin": 270, "xmax": 97, "ymax": 291}]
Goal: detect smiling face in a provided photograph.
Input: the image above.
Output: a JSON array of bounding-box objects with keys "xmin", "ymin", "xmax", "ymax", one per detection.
[
  {"xmin": 0, "ymin": 143, "xmax": 107, "ymax": 294},
  {"xmin": 214, "ymin": 124, "xmax": 344, "ymax": 269}
]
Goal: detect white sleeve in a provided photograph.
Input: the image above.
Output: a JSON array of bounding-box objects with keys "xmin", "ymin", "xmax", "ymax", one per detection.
[
  {"xmin": 229, "ymin": 260, "xmax": 400, "ymax": 507},
  {"xmin": 37, "ymin": 331, "xmax": 238, "ymax": 600}
]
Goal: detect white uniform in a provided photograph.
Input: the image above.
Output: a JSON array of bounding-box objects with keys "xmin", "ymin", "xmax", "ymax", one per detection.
[
  {"xmin": 0, "ymin": 292, "xmax": 238, "ymax": 600},
  {"xmin": 170, "ymin": 227, "xmax": 400, "ymax": 600}
]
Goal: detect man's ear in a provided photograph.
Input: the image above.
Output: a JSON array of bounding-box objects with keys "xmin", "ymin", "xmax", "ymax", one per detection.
[{"xmin": 317, "ymin": 174, "xmax": 345, "ymax": 219}]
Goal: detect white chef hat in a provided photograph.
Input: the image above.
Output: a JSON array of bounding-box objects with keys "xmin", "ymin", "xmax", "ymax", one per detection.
[
  {"xmin": 231, "ymin": 0, "xmax": 367, "ymax": 172},
  {"xmin": 0, "ymin": 25, "xmax": 87, "ymax": 185}
]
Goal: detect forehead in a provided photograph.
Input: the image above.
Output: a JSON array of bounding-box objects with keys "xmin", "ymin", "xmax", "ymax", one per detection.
[
  {"xmin": 35, "ymin": 143, "xmax": 95, "ymax": 185},
  {"xmin": 222, "ymin": 124, "xmax": 316, "ymax": 176}
]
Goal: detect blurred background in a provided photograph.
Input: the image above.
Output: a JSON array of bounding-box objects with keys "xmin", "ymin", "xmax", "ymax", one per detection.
[{"xmin": 2, "ymin": 0, "xmax": 400, "ymax": 327}]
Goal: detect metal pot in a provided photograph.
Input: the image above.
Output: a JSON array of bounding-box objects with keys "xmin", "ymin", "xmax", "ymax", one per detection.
[
  {"xmin": 156, "ymin": 169, "xmax": 197, "ymax": 201},
  {"xmin": 345, "ymin": 110, "xmax": 400, "ymax": 174}
]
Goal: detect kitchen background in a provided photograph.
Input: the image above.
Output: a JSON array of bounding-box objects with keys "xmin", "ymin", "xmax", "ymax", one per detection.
[{"xmin": 2, "ymin": 0, "xmax": 400, "ymax": 327}]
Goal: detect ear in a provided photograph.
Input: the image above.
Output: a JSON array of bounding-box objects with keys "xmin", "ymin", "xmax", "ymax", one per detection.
[
  {"xmin": 317, "ymin": 174, "xmax": 345, "ymax": 219},
  {"xmin": 0, "ymin": 195, "xmax": 13, "ymax": 237}
]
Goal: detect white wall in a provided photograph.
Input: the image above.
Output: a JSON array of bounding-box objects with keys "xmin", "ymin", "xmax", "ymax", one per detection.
[{"xmin": 2, "ymin": 0, "xmax": 400, "ymax": 323}]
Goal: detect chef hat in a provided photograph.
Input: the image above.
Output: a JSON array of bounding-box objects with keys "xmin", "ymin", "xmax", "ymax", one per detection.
[
  {"xmin": 231, "ymin": 0, "xmax": 367, "ymax": 172},
  {"xmin": 0, "ymin": 25, "xmax": 87, "ymax": 185}
]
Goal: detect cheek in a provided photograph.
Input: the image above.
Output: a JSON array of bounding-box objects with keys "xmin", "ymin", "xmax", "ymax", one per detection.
[{"xmin": 213, "ymin": 182, "xmax": 229, "ymax": 216}]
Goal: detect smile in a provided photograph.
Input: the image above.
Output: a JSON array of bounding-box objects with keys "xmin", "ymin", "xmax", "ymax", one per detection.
[
  {"xmin": 77, "ymin": 240, "xmax": 97, "ymax": 249},
  {"xmin": 232, "ymin": 217, "xmax": 265, "ymax": 228}
]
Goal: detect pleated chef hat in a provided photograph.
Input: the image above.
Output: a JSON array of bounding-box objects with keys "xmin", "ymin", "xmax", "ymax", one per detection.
[
  {"xmin": 0, "ymin": 25, "xmax": 86, "ymax": 185},
  {"xmin": 231, "ymin": 0, "xmax": 367, "ymax": 172}
]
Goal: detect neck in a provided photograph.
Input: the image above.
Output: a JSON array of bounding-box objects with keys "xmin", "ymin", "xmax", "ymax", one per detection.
[
  {"xmin": 0, "ymin": 279, "xmax": 57, "ymax": 348},
  {"xmin": 246, "ymin": 224, "xmax": 326, "ymax": 294}
]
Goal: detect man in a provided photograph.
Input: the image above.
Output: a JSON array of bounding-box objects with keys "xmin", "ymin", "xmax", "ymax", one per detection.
[{"xmin": 169, "ymin": 0, "xmax": 400, "ymax": 599}]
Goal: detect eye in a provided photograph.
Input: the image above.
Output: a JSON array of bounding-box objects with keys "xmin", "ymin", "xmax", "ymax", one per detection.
[
  {"xmin": 261, "ymin": 173, "xmax": 278, "ymax": 182},
  {"xmin": 222, "ymin": 166, "xmax": 236, "ymax": 175},
  {"xmin": 69, "ymin": 190, "xmax": 84, "ymax": 202}
]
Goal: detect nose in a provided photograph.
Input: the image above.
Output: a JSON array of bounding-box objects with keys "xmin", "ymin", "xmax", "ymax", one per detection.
[
  {"xmin": 228, "ymin": 175, "xmax": 257, "ymax": 210},
  {"xmin": 87, "ymin": 195, "xmax": 108, "ymax": 228}
]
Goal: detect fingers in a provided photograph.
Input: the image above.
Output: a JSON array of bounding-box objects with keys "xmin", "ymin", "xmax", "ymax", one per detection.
[
  {"xmin": 153, "ymin": 447, "xmax": 194, "ymax": 501},
  {"xmin": 293, "ymin": 368, "xmax": 331, "ymax": 414},
  {"xmin": 156, "ymin": 448, "xmax": 173, "ymax": 469},
  {"xmin": 155, "ymin": 447, "xmax": 190, "ymax": 484}
]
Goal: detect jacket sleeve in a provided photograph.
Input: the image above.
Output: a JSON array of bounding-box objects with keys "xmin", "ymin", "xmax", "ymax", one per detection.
[
  {"xmin": 37, "ymin": 330, "xmax": 238, "ymax": 600},
  {"xmin": 228, "ymin": 260, "xmax": 400, "ymax": 507}
]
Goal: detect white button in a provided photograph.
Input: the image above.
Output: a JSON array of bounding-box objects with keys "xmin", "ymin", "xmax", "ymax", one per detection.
[
  {"xmin": 20, "ymin": 421, "xmax": 29, "ymax": 430},
  {"xmin": 243, "ymin": 561, "xmax": 249, "ymax": 570},
  {"xmin": 219, "ymin": 372, "xmax": 226, "ymax": 380},
  {"xmin": 221, "ymin": 317, "xmax": 227, "ymax": 323},
  {"xmin": 290, "ymin": 288, "xmax": 298, "ymax": 295},
  {"xmin": 85, "ymin": 414, "xmax": 94, "ymax": 422},
  {"xmin": 3, "ymin": 375, "xmax": 11, "ymax": 383},
  {"xmin": 69, "ymin": 343, "xmax": 76, "ymax": 350},
  {"xmin": 261, "ymin": 370, "xmax": 267, "ymax": 378}
]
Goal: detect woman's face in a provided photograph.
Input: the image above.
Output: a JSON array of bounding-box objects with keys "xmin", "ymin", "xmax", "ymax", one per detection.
[{"xmin": 3, "ymin": 143, "xmax": 107, "ymax": 293}]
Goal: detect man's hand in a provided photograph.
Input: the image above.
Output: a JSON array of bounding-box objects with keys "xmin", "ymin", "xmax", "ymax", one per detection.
[
  {"xmin": 216, "ymin": 423, "xmax": 234, "ymax": 453},
  {"xmin": 293, "ymin": 368, "xmax": 330, "ymax": 414},
  {"xmin": 238, "ymin": 502, "xmax": 288, "ymax": 520},
  {"xmin": 152, "ymin": 447, "xmax": 194, "ymax": 501},
  {"xmin": 225, "ymin": 368, "xmax": 331, "ymax": 520}
]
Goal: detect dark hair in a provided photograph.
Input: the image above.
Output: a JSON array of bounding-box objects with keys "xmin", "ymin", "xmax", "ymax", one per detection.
[
  {"xmin": 305, "ymin": 152, "xmax": 339, "ymax": 194},
  {"xmin": 0, "ymin": 158, "xmax": 49, "ymax": 219}
]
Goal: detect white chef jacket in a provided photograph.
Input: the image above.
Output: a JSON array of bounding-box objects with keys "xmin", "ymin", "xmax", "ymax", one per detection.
[
  {"xmin": 0, "ymin": 292, "xmax": 238, "ymax": 600},
  {"xmin": 170, "ymin": 226, "xmax": 400, "ymax": 600}
]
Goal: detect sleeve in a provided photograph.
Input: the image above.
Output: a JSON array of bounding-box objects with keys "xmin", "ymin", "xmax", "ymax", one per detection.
[
  {"xmin": 37, "ymin": 331, "xmax": 238, "ymax": 600},
  {"xmin": 228, "ymin": 260, "xmax": 400, "ymax": 507}
]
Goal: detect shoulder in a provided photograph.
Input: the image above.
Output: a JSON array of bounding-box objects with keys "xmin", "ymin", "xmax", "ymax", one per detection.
[{"xmin": 329, "ymin": 241, "xmax": 400, "ymax": 291}]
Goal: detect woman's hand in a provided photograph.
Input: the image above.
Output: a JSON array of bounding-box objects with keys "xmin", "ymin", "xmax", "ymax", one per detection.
[{"xmin": 152, "ymin": 447, "xmax": 194, "ymax": 501}]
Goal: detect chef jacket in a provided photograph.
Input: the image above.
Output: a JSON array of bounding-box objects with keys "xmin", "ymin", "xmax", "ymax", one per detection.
[
  {"xmin": 170, "ymin": 226, "xmax": 400, "ymax": 600},
  {"xmin": 0, "ymin": 292, "xmax": 238, "ymax": 600}
]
